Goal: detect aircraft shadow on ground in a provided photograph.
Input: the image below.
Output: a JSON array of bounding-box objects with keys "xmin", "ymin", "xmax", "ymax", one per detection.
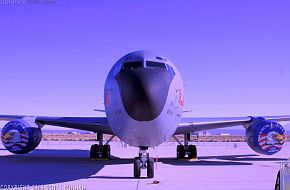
[
  {"xmin": 0, "ymin": 150, "xmax": 287, "ymax": 184},
  {"xmin": 0, "ymin": 149, "xmax": 132, "ymax": 185},
  {"xmin": 198, "ymin": 154, "xmax": 288, "ymax": 162},
  {"xmin": 159, "ymin": 154, "xmax": 287, "ymax": 166},
  {"xmin": 159, "ymin": 158, "xmax": 252, "ymax": 166}
]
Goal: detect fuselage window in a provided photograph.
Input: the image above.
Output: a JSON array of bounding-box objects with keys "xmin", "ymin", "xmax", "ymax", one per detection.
[
  {"xmin": 123, "ymin": 61, "xmax": 143, "ymax": 70},
  {"xmin": 146, "ymin": 61, "xmax": 166, "ymax": 70}
]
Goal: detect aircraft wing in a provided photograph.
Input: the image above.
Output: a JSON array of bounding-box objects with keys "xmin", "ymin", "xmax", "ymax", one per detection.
[
  {"xmin": 174, "ymin": 115, "xmax": 290, "ymax": 135},
  {"xmin": 0, "ymin": 115, "xmax": 113, "ymax": 135}
]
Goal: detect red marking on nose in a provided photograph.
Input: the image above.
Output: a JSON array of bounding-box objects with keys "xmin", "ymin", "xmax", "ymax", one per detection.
[
  {"xmin": 180, "ymin": 95, "xmax": 184, "ymax": 107},
  {"xmin": 105, "ymin": 91, "xmax": 110, "ymax": 108}
]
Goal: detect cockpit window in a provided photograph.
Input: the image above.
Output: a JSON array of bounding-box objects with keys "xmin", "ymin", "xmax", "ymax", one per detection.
[
  {"xmin": 146, "ymin": 61, "xmax": 166, "ymax": 69},
  {"xmin": 168, "ymin": 65, "xmax": 176, "ymax": 76},
  {"xmin": 123, "ymin": 61, "xmax": 143, "ymax": 70}
]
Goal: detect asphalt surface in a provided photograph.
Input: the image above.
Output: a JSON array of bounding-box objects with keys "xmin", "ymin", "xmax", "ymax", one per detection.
[{"xmin": 0, "ymin": 141, "xmax": 289, "ymax": 190}]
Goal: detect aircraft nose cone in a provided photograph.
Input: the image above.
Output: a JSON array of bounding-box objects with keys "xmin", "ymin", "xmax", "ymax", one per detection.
[{"xmin": 116, "ymin": 68, "xmax": 173, "ymax": 121}]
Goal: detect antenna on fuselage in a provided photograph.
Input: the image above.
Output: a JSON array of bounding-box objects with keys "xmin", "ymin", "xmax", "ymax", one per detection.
[{"xmin": 94, "ymin": 109, "xmax": 105, "ymax": 112}]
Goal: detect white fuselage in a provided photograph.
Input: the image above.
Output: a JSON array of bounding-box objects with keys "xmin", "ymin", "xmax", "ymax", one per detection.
[{"xmin": 104, "ymin": 51, "xmax": 184, "ymax": 147}]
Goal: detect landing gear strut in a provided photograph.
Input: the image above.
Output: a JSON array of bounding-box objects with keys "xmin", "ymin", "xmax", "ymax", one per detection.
[
  {"xmin": 134, "ymin": 147, "xmax": 154, "ymax": 178},
  {"xmin": 90, "ymin": 133, "xmax": 115, "ymax": 159},
  {"xmin": 174, "ymin": 133, "xmax": 197, "ymax": 159}
]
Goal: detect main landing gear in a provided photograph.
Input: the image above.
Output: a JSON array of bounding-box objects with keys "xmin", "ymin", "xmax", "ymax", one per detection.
[
  {"xmin": 134, "ymin": 147, "xmax": 154, "ymax": 178},
  {"xmin": 90, "ymin": 133, "xmax": 115, "ymax": 159},
  {"xmin": 174, "ymin": 133, "xmax": 197, "ymax": 159}
]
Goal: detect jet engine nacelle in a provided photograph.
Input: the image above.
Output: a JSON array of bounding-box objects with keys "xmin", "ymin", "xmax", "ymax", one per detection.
[
  {"xmin": 1, "ymin": 119, "xmax": 42, "ymax": 154},
  {"xmin": 246, "ymin": 119, "xmax": 287, "ymax": 155}
]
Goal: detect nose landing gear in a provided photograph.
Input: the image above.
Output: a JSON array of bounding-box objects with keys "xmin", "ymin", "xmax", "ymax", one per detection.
[{"xmin": 134, "ymin": 147, "xmax": 154, "ymax": 178}]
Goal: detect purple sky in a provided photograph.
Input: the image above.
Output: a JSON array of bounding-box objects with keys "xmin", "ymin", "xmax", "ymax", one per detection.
[{"xmin": 0, "ymin": 0, "xmax": 289, "ymax": 129}]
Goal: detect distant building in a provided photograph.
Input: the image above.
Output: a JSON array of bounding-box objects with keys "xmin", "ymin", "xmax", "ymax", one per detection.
[
  {"xmin": 219, "ymin": 133, "xmax": 230, "ymax": 136},
  {"xmin": 192, "ymin": 131, "xmax": 211, "ymax": 137},
  {"xmin": 81, "ymin": 132, "xmax": 94, "ymax": 134},
  {"xmin": 68, "ymin": 132, "xmax": 78, "ymax": 134}
]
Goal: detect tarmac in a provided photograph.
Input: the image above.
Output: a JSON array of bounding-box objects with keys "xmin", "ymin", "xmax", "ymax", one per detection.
[{"xmin": 0, "ymin": 141, "xmax": 289, "ymax": 190}]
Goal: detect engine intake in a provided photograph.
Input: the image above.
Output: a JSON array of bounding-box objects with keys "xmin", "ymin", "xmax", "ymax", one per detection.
[
  {"xmin": 1, "ymin": 119, "xmax": 42, "ymax": 154},
  {"xmin": 246, "ymin": 119, "xmax": 286, "ymax": 155}
]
